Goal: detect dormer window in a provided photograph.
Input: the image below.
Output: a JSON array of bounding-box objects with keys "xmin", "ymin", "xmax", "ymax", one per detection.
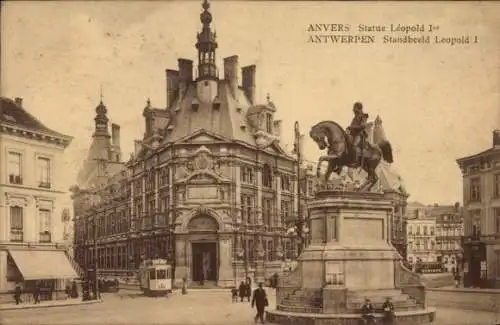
[
  {"xmin": 213, "ymin": 102, "xmax": 220, "ymax": 110},
  {"xmin": 265, "ymin": 113, "xmax": 273, "ymax": 133},
  {"xmin": 192, "ymin": 103, "xmax": 199, "ymax": 111}
]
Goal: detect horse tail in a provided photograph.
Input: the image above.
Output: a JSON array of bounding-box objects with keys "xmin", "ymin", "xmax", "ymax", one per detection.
[{"xmin": 378, "ymin": 140, "xmax": 394, "ymax": 163}]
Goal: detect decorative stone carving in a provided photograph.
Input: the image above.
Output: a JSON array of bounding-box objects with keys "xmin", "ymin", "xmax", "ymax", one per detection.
[
  {"xmin": 187, "ymin": 215, "xmax": 219, "ymax": 231},
  {"xmin": 35, "ymin": 197, "xmax": 55, "ymax": 210},
  {"xmin": 5, "ymin": 194, "xmax": 28, "ymax": 207}
]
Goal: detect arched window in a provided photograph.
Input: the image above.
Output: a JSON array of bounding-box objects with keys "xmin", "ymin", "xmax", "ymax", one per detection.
[{"xmin": 262, "ymin": 164, "xmax": 272, "ymax": 188}]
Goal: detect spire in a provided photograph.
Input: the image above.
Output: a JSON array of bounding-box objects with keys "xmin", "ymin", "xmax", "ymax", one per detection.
[
  {"xmin": 93, "ymin": 87, "xmax": 109, "ymax": 137},
  {"xmin": 196, "ymin": 0, "xmax": 218, "ymax": 80}
]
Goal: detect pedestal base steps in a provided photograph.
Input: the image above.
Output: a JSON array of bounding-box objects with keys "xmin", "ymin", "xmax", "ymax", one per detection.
[{"xmin": 266, "ymin": 308, "xmax": 436, "ymax": 325}]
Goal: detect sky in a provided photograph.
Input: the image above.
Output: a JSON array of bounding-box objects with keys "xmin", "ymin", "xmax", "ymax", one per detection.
[{"xmin": 2, "ymin": 1, "xmax": 500, "ymax": 205}]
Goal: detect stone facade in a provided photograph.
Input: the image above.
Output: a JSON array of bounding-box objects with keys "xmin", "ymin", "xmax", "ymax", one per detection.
[
  {"xmin": 0, "ymin": 96, "xmax": 74, "ymax": 301},
  {"xmin": 457, "ymin": 130, "xmax": 500, "ymax": 288},
  {"xmin": 72, "ymin": 0, "xmax": 300, "ymax": 287}
]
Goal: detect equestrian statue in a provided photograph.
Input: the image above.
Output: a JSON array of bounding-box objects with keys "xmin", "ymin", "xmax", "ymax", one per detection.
[{"xmin": 309, "ymin": 102, "xmax": 394, "ymax": 191}]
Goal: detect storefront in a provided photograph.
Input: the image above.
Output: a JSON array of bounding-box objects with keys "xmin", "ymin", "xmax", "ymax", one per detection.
[{"xmin": 5, "ymin": 248, "xmax": 78, "ymax": 302}]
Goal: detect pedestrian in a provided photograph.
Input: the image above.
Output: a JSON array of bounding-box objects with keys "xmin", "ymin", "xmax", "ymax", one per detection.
[
  {"xmin": 231, "ymin": 287, "xmax": 238, "ymax": 303},
  {"xmin": 245, "ymin": 281, "xmax": 251, "ymax": 302},
  {"xmin": 33, "ymin": 281, "xmax": 41, "ymax": 304},
  {"xmin": 454, "ymin": 272, "xmax": 461, "ymax": 288},
  {"xmin": 381, "ymin": 297, "xmax": 395, "ymax": 325},
  {"xmin": 239, "ymin": 281, "xmax": 246, "ymax": 302},
  {"xmin": 13, "ymin": 283, "xmax": 22, "ymax": 305},
  {"xmin": 251, "ymin": 282, "xmax": 268, "ymax": 324},
  {"xmin": 71, "ymin": 280, "xmax": 79, "ymax": 298},
  {"xmin": 361, "ymin": 298, "xmax": 375, "ymax": 324},
  {"xmin": 182, "ymin": 277, "xmax": 187, "ymax": 295}
]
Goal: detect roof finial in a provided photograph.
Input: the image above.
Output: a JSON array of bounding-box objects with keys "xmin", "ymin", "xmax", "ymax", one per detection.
[
  {"xmin": 146, "ymin": 97, "xmax": 152, "ymax": 107},
  {"xmin": 266, "ymin": 93, "xmax": 271, "ymax": 103},
  {"xmin": 99, "ymin": 84, "xmax": 104, "ymax": 104}
]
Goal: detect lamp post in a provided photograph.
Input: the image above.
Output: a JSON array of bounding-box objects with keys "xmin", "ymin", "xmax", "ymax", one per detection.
[
  {"xmin": 293, "ymin": 121, "xmax": 304, "ymax": 255},
  {"xmin": 90, "ymin": 217, "xmax": 99, "ymax": 300}
]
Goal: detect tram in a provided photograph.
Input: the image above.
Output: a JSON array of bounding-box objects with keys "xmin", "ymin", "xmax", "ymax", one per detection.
[{"xmin": 138, "ymin": 259, "xmax": 173, "ymax": 296}]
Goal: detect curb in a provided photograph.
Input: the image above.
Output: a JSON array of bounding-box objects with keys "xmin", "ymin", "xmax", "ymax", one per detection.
[{"xmin": 0, "ymin": 299, "xmax": 103, "ymax": 311}]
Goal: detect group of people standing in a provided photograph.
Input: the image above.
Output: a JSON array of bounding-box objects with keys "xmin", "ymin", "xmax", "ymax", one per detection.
[{"xmin": 231, "ymin": 278, "xmax": 269, "ymax": 324}]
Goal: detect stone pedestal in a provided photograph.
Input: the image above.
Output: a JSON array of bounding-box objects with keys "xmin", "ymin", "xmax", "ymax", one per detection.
[
  {"xmin": 267, "ymin": 189, "xmax": 436, "ymax": 325},
  {"xmin": 300, "ymin": 190, "xmax": 398, "ymax": 292}
]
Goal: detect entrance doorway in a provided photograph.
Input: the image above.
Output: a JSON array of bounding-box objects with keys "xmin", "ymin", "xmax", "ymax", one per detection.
[{"xmin": 192, "ymin": 242, "xmax": 217, "ymax": 282}]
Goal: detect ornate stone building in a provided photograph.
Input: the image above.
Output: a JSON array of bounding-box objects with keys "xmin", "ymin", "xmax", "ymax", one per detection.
[
  {"xmin": 427, "ymin": 203, "xmax": 464, "ymax": 273},
  {"xmin": 72, "ymin": 0, "xmax": 298, "ymax": 288},
  {"xmin": 457, "ymin": 130, "xmax": 500, "ymax": 288},
  {"xmin": 0, "ymin": 96, "xmax": 76, "ymax": 302}
]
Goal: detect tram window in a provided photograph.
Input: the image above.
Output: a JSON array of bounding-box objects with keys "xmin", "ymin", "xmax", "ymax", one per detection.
[
  {"xmin": 149, "ymin": 269, "xmax": 156, "ymax": 280},
  {"xmin": 157, "ymin": 269, "xmax": 167, "ymax": 279}
]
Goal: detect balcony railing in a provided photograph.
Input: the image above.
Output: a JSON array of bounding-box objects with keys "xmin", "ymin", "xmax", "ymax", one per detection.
[
  {"xmin": 325, "ymin": 272, "xmax": 345, "ymax": 286},
  {"xmin": 10, "ymin": 230, "xmax": 23, "ymax": 242},
  {"xmin": 9, "ymin": 174, "xmax": 22, "ymax": 185},
  {"xmin": 463, "ymin": 234, "xmax": 500, "ymax": 242},
  {"xmin": 39, "ymin": 232, "xmax": 51, "ymax": 243},
  {"xmin": 38, "ymin": 181, "xmax": 51, "ymax": 189}
]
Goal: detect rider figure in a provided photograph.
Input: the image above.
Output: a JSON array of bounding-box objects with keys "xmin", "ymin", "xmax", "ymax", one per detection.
[{"xmin": 347, "ymin": 102, "xmax": 369, "ymax": 163}]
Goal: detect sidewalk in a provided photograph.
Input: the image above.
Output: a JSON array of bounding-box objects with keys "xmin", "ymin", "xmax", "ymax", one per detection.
[{"xmin": 0, "ymin": 298, "xmax": 102, "ymax": 311}]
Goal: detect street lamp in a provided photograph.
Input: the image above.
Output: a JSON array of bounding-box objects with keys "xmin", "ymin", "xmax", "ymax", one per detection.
[
  {"xmin": 91, "ymin": 218, "xmax": 99, "ymax": 300},
  {"xmin": 292, "ymin": 121, "xmax": 304, "ymax": 255}
]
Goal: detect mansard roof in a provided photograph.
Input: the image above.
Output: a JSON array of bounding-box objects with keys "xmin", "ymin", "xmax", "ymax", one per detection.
[{"xmin": 0, "ymin": 96, "xmax": 72, "ymax": 143}]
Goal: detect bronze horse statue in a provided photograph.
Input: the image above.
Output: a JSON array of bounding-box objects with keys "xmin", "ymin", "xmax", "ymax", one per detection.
[{"xmin": 309, "ymin": 120, "xmax": 393, "ymax": 191}]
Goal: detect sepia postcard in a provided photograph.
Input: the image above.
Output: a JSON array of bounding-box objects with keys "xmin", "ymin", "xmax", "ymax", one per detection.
[{"xmin": 0, "ymin": 1, "xmax": 499, "ymax": 325}]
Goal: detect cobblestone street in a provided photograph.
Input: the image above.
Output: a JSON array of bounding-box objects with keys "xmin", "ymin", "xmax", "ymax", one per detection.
[{"xmin": 0, "ymin": 289, "xmax": 498, "ymax": 325}]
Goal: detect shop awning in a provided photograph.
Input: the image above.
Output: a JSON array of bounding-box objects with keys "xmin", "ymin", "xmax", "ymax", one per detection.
[{"xmin": 8, "ymin": 249, "xmax": 78, "ymax": 280}]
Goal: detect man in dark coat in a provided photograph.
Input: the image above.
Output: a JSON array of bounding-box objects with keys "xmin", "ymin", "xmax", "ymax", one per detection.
[
  {"xmin": 14, "ymin": 283, "xmax": 22, "ymax": 305},
  {"xmin": 251, "ymin": 282, "xmax": 268, "ymax": 324},
  {"xmin": 239, "ymin": 281, "xmax": 246, "ymax": 302}
]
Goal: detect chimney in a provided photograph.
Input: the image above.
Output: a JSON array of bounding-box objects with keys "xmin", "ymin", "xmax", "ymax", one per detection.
[
  {"xmin": 166, "ymin": 69, "xmax": 179, "ymax": 109},
  {"xmin": 224, "ymin": 56, "xmax": 239, "ymax": 96},
  {"xmin": 493, "ymin": 130, "xmax": 500, "ymax": 149},
  {"xmin": 134, "ymin": 140, "xmax": 142, "ymax": 156},
  {"xmin": 242, "ymin": 65, "xmax": 256, "ymax": 104},
  {"xmin": 178, "ymin": 59, "xmax": 193, "ymax": 99},
  {"xmin": 14, "ymin": 97, "xmax": 23, "ymax": 107},
  {"xmin": 111, "ymin": 123, "xmax": 121, "ymax": 147}
]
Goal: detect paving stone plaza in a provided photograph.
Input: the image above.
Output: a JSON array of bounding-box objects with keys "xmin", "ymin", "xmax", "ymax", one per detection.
[{"xmin": 1, "ymin": 289, "xmax": 498, "ymax": 325}]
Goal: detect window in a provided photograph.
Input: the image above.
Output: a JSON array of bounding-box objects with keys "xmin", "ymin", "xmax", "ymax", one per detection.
[
  {"xmin": 159, "ymin": 167, "xmax": 169, "ymax": 187},
  {"xmin": 241, "ymin": 166, "xmax": 255, "ymax": 184},
  {"xmin": 39, "ymin": 209, "xmax": 51, "ymax": 243},
  {"xmin": 470, "ymin": 178, "xmax": 481, "ymax": 201},
  {"xmin": 430, "ymin": 226, "xmax": 435, "ymax": 235},
  {"xmin": 281, "ymin": 200, "xmax": 291, "ymax": 224},
  {"xmin": 10, "ymin": 206, "xmax": 23, "ymax": 242},
  {"xmin": 281, "ymin": 174, "xmax": 291, "ymax": 192},
  {"xmin": 495, "ymin": 208, "xmax": 500, "ymax": 234},
  {"xmin": 157, "ymin": 269, "xmax": 167, "ymax": 279},
  {"xmin": 263, "ymin": 198, "xmax": 273, "ymax": 226},
  {"xmin": 37, "ymin": 157, "xmax": 51, "ymax": 188},
  {"xmin": 495, "ymin": 174, "xmax": 500, "ymax": 197},
  {"xmin": 265, "ymin": 113, "xmax": 273, "ymax": 133},
  {"xmin": 423, "ymin": 226, "xmax": 428, "ymax": 235},
  {"xmin": 8, "ymin": 152, "xmax": 22, "ymax": 184},
  {"xmin": 262, "ymin": 165, "xmax": 272, "ymax": 188}
]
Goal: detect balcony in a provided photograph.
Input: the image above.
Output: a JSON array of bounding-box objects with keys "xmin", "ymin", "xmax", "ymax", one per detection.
[
  {"xmin": 9, "ymin": 174, "xmax": 22, "ymax": 185},
  {"xmin": 38, "ymin": 181, "xmax": 51, "ymax": 189},
  {"xmin": 39, "ymin": 231, "xmax": 51, "ymax": 243},
  {"xmin": 462, "ymin": 234, "xmax": 500, "ymax": 243},
  {"xmin": 10, "ymin": 230, "xmax": 23, "ymax": 242}
]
